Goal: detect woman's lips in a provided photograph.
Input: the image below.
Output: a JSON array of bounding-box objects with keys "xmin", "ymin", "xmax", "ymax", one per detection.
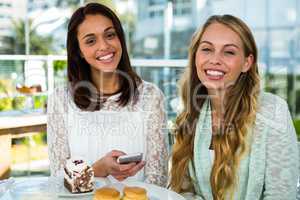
[
  {"xmin": 96, "ymin": 53, "xmax": 114, "ymax": 63},
  {"xmin": 205, "ymin": 69, "xmax": 225, "ymax": 80}
]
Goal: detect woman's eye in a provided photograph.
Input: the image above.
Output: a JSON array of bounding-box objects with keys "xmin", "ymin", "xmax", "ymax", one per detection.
[
  {"xmin": 105, "ymin": 32, "xmax": 116, "ymax": 39},
  {"xmin": 85, "ymin": 38, "xmax": 95, "ymax": 45},
  {"xmin": 201, "ymin": 48, "xmax": 211, "ymax": 52},
  {"xmin": 224, "ymin": 51, "xmax": 235, "ymax": 55}
]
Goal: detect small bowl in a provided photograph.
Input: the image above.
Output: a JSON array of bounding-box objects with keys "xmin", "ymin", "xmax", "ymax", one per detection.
[
  {"xmin": 0, "ymin": 178, "xmax": 14, "ymax": 198},
  {"xmin": 9, "ymin": 177, "xmax": 57, "ymax": 200}
]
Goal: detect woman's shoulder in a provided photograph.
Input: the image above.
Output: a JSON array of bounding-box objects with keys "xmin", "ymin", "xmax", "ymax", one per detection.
[
  {"xmin": 258, "ymin": 91, "xmax": 289, "ymax": 115},
  {"xmin": 52, "ymin": 86, "xmax": 68, "ymax": 94},
  {"xmin": 134, "ymin": 81, "xmax": 165, "ymax": 109},
  {"xmin": 139, "ymin": 81, "xmax": 164, "ymax": 99},
  {"xmin": 259, "ymin": 92, "xmax": 288, "ymax": 108},
  {"xmin": 47, "ymin": 86, "xmax": 70, "ymax": 113},
  {"xmin": 257, "ymin": 91, "xmax": 291, "ymax": 130},
  {"xmin": 49, "ymin": 86, "xmax": 70, "ymax": 103}
]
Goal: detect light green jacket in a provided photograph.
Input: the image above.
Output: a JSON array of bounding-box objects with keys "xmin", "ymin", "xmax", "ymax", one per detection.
[{"xmin": 186, "ymin": 92, "xmax": 299, "ymax": 200}]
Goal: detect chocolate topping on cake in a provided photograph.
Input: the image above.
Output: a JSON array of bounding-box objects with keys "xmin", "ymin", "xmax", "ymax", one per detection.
[
  {"xmin": 64, "ymin": 158, "xmax": 94, "ymax": 193},
  {"xmin": 73, "ymin": 159, "xmax": 84, "ymax": 165}
]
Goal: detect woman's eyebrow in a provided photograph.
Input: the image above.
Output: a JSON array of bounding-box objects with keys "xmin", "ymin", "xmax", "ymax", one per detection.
[
  {"xmin": 199, "ymin": 41, "xmax": 212, "ymax": 45},
  {"xmin": 224, "ymin": 44, "xmax": 240, "ymax": 49},
  {"xmin": 81, "ymin": 27, "xmax": 115, "ymax": 40},
  {"xmin": 199, "ymin": 41, "xmax": 240, "ymax": 49},
  {"xmin": 82, "ymin": 33, "xmax": 95, "ymax": 40},
  {"xmin": 104, "ymin": 26, "xmax": 115, "ymax": 32}
]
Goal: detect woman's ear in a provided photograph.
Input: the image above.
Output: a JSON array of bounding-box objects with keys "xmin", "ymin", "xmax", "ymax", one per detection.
[
  {"xmin": 79, "ymin": 50, "xmax": 84, "ymax": 58},
  {"xmin": 242, "ymin": 54, "xmax": 254, "ymax": 72}
]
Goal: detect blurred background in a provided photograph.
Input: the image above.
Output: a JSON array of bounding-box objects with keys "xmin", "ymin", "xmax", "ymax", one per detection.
[{"xmin": 0, "ymin": 0, "xmax": 299, "ymax": 179}]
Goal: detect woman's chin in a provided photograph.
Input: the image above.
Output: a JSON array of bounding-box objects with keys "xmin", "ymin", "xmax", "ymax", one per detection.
[
  {"xmin": 202, "ymin": 82, "xmax": 226, "ymax": 92},
  {"xmin": 92, "ymin": 67, "xmax": 117, "ymax": 73},
  {"xmin": 101, "ymin": 69, "xmax": 117, "ymax": 73}
]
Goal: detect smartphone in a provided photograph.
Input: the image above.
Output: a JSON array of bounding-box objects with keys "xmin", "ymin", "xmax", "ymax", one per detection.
[{"xmin": 117, "ymin": 153, "xmax": 143, "ymax": 164}]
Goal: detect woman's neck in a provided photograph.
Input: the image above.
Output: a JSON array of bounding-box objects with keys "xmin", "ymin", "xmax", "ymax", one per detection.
[
  {"xmin": 208, "ymin": 89, "xmax": 227, "ymax": 135},
  {"xmin": 90, "ymin": 68, "xmax": 120, "ymax": 95},
  {"xmin": 208, "ymin": 89, "xmax": 226, "ymax": 117}
]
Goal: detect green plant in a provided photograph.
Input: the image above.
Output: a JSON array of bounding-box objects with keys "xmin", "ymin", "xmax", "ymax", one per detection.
[
  {"xmin": 32, "ymin": 132, "xmax": 47, "ymax": 145},
  {"xmin": 12, "ymin": 96, "xmax": 26, "ymax": 110},
  {"xmin": 0, "ymin": 97, "xmax": 13, "ymax": 111},
  {"xmin": 53, "ymin": 60, "xmax": 67, "ymax": 74},
  {"xmin": 11, "ymin": 19, "xmax": 53, "ymax": 54},
  {"xmin": 33, "ymin": 95, "xmax": 47, "ymax": 109},
  {"xmin": 293, "ymin": 119, "xmax": 300, "ymax": 140}
]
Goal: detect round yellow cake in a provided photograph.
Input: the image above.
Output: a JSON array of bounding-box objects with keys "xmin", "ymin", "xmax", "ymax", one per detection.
[
  {"xmin": 93, "ymin": 187, "xmax": 121, "ymax": 200},
  {"xmin": 123, "ymin": 186, "xmax": 148, "ymax": 200}
]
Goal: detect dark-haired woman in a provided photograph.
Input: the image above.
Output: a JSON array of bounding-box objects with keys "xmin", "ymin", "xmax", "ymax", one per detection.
[
  {"xmin": 169, "ymin": 15, "xmax": 298, "ymax": 199},
  {"xmin": 47, "ymin": 3, "xmax": 168, "ymax": 186}
]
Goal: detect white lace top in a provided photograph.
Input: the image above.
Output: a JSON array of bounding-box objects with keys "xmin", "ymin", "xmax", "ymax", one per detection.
[{"xmin": 47, "ymin": 81, "xmax": 168, "ymax": 187}]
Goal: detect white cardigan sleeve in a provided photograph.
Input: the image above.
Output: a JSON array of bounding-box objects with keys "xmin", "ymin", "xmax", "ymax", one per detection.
[
  {"xmin": 262, "ymin": 94, "xmax": 299, "ymax": 200},
  {"xmin": 143, "ymin": 84, "xmax": 169, "ymax": 187},
  {"xmin": 47, "ymin": 87, "xmax": 70, "ymax": 176}
]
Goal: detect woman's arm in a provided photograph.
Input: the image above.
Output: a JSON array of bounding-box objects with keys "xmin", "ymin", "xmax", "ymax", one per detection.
[
  {"xmin": 144, "ymin": 85, "xmax": 168, "ymax": 187},
  {"xmin": 47, "ymin": 87, "xmax": 70, "ymax": 176},
  {"xmin": 263, "ymin": 97, "xmax": 299, "ymax": 199}
]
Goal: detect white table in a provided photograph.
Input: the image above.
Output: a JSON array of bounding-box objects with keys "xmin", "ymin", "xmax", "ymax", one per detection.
[
  {"xmin": 0, "ymin": 176, "xmax": 98, "ymax": 200},
  {"xmin": 0, "ymin": 112, "xmax": 46, "ymax": 179},
  {"xmin": 0, "ymin": 113, "xmax": 46, "ymax": 136}
]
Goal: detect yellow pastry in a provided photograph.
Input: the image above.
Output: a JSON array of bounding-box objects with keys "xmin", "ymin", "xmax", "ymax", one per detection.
[
  {"xmin": 93, "ymin": 187, "xmax": 121, "ymax": 200},
  {"xmin": 123, "ymin": 186, "xmax": 148, "ymax": 200}
]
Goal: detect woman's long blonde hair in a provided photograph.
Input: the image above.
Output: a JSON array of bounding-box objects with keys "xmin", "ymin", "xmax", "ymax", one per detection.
[{"xmin": 169, "ymin": 15, "xmax": 260, "ymax": 200}]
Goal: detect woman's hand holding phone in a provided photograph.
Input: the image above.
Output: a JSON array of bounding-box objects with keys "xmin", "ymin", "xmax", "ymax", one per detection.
[
  {"xmin": 92, "ymin": 150, "xmax": 146, "ymax": 181},
  {"xmin": 117, "ymin": 153, "xmax": 143, "ymax": 164}
]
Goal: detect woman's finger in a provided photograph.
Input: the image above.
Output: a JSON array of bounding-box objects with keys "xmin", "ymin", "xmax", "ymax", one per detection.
[
  {"xmin": 111, "ymin": 162, "xmax": 136, "ymax": 175},
  {"xmin": 112, "ymin": 174, "xmax": 127, "ymax": 181},
  {"xmin": 118, "ymin": 162, "xmax": 137, "ymax": 171},
  {"xmin": 108, "ymin": 150, "xmax": 126, "ymax": 158},
  {"xmin": 124, "ymin": 161, "xmax": 146, "ymax": 177}
]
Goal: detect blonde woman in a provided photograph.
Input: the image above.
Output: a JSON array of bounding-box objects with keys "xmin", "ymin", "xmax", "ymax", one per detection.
[{"xmin": 169, "ymin": 15, "xmax": 299, "ymax": 200}]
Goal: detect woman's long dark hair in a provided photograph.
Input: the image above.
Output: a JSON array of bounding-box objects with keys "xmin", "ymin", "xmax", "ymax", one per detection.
[{"xmin": 67, "ymin": 3, "xmax": 141, "ymax": 111}]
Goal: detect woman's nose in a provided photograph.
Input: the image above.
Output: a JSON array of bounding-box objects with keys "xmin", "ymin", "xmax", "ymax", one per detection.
[
  {"xmin": 97, "ymin": 39, "xmax": 110, "ymax": 51},
  {"xmin": 209, "ymin": 52, "xmax": 222, "ymax": 65}
]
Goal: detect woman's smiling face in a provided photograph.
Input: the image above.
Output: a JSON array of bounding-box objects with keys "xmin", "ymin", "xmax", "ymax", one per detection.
[
  {"xmin": 195, "ymin": 22, "xmax": 253, "ymax": 93},
  {"xmin": 77, "ymin": 14, "xmax": 122, "ymax": 73}
]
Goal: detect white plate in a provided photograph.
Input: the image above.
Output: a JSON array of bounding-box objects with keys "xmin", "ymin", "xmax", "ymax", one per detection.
[
  {"xmin": 15, "ymin": 177, "xmax": 184, "ymax": 200},
  {"xmin": 56, "ymin": 178, "xmax": 107, "ymax": 197},
  {"xmin": 57, "ymin": 188, "xmax": 94, "ymax": 197}
]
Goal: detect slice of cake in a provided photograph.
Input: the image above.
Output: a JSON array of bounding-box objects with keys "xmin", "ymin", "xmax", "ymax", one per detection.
[{"xmin": 64, "ymin": 158, "xmax": 94, "ymax": 193}]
